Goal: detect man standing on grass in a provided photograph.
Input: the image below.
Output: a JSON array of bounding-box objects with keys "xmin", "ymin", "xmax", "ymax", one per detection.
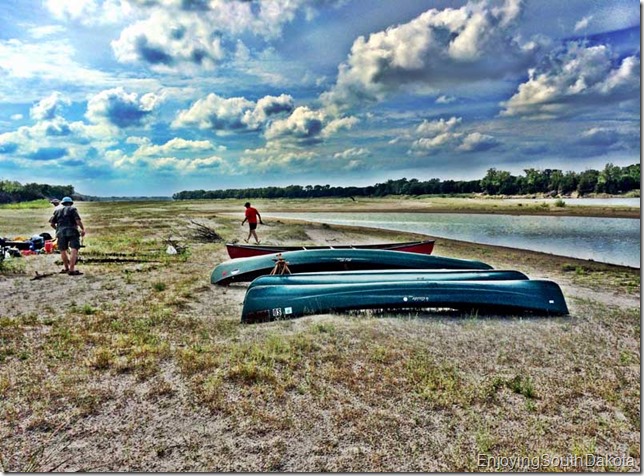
[
  {"xmin": 49, "ymin": 196, "xmax": 86, "ymax": 276},
  {"xmin": 241, "ymin": 201, "xmax": 263, "ymax": 244}
]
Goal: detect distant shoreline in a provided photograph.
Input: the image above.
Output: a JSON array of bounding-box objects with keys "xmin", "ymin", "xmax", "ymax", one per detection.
[{"xmin": 255, "ymin": 196, "xmax": 640, "ymax": 220}]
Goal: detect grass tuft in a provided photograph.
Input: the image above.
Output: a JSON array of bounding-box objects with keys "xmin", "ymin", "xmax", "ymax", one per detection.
[
  {"xmin": 87, "ymin": 347, "xmax": 114, "ymax": 370},
  {"xmin": 152, "ymin": 281, "xmax": 167, "ymax": 292},
  {"xmin": 508, "ymin": 374, "xmax": 537, "ymax": 399}
]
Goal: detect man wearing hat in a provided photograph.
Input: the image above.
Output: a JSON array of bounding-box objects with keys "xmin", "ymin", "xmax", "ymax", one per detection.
[
  {"xmin": 49, "ymin": 196, "xmax": 86, "ymax": 275},
  {"xmin": 50, "ymin": 198, "xmax": 63, "ymax": 211}
]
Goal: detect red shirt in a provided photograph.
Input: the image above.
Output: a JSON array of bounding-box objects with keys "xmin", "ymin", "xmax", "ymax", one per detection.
[{"xmin": 245, "ymin": 207, "xmax": 260, "ymax": 223}]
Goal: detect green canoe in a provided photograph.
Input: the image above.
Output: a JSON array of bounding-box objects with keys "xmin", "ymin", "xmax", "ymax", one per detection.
[
  {"xmin": 241, "ymin": 279, "xmax": 569, "ymax": 323},
  {"xmin": 211, "ymin": 249, "xmax": 493, "ymax": 285},
  {"xmin": 247, "ymin": 269, "xmax": 529, "ymax": 289}
]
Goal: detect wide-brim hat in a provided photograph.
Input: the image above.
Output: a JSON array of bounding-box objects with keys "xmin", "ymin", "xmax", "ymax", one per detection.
[
  {"xmin": 61, "ymin": 196, "xmax": 73, "ymax": 204},
  {"xmin": 50, "ymin": 199, "xmax": 60, "ymax": 205}
]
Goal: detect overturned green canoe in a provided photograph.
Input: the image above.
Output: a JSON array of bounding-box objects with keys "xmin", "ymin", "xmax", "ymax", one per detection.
[
  {"xmin": 241, "ymin": 279, "xmax": 569, "ymax": 323},
  {"xmin": 211, "ymin": 249, "xmax": 493, "ymax": 285},
  {"xmin": 248, "ymin": 269, "xmax": 528, "ymax": 290}
]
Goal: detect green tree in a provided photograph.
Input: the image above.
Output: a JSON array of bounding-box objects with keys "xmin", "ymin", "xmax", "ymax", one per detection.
[
  {"xmin": 577, "ymin": 169, "xmax": 599, "ymax": 195},
  {"xmin": 559, "ymin": 171, "xmax": 578, "ymax": 195},
  {"xmin": 548, "ymin": 170, "xmax": 564, "ymax": 194},
  {"xmin": 480, "ymin": 169, "xmax": 517, "ymax": 195},
  {"xmin": 596, "ymin": 163, "xmax": 622, "ymax": 194},
  {"xmin": 523, "ymin": 168, "xmax": 550, "ymax": 194},
  {"xmin": 619, "ymin": 164, "xmax": 640, "ymax": 192}
]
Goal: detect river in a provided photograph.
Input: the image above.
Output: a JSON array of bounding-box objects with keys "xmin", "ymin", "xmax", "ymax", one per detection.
[{"xmin": 263, "ymin": 211, "xmax": 641, "ymax": 268}]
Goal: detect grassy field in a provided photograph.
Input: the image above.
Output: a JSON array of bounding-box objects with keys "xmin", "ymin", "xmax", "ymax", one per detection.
[{"xmin": 0, "ymin": 198, "xmax": 640, "ymax": 472}]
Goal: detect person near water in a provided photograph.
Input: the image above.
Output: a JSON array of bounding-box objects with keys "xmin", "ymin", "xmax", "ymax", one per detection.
[
  {"xmin": 49, "ymin": 196, "xmax": 86, "ymax": 275},
  {"xmin": 241, "ymin": 202, "xmax": 263, "ymax": 244}
]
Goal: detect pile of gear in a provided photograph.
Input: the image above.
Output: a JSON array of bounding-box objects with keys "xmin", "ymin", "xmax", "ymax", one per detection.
[{"xmin": 0, "ymin": 233, "xmax": 57, "ymax": 260}]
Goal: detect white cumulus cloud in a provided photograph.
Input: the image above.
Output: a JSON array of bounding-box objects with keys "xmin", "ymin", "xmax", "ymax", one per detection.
[
  {"xmin": 172, "ymin": 93, "xmax": 294, "ymax": 133},
  {"xmin": 112, "ymin": 9, "xmax": 225, "ymax": 72},
  {"xmin": 321, "ymin": 0, "xmax": 533, "ymax": 111},
  {"xmin": 86, "ymin": 87, "xmax": 162, "ymax": 129},
  {"xmin": 30, "ymin": 92, "xmax": 71, "ymax": 121},
  {"xmin": 574, "ymin": 15, "xmax": 593, "ymax": 32},
  {"xmin": 501, "ymin": 43, "xmax": 640, "ymax": 119},
  {"xmin": 333, "ymin": 147, "xmax": 369, "ymax": 159},
  {"xmin": 457, "ymin": 131, "xmax": 499, "ymax": 152},
  {"xmin": 126, "ymin": 136, "xmax": 217, "ymax": 157},
  {"xmin": 264, "ymin": 106, "xmax": 325, "ymax": 143},
  {"xmin": 409, "ymin": 116, "xmax": 499, "ymax": 155},
  {"xmin": 45, "ymin": 0, "xmax": 133, "ymax": 25},
  {"xmin": 109, "ymin": 136, "xmax": 229, "ymax": 173},
  {"xmin": 106, "ymin": 0, "xmax": 341, "ymax": 73},
  {"xmin": 239, "ymin": 146, "xmax": 319, "ymax": 173}
]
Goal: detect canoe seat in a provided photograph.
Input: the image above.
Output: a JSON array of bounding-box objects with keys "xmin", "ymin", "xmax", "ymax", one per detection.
[{"xmin": 270, "ymin": 254, "xmax": 291, "ymax": 275}]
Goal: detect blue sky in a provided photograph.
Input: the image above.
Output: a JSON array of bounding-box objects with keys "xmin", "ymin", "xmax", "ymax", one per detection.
[{"xmin": 0, "ymin": 0, "xmax": 640, "ymax": 196}]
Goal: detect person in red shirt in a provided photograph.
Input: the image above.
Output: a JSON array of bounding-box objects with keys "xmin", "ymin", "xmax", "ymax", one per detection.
[{"xmin": 241, "ymin": 202, "xmax": 263, "ymax": 244}]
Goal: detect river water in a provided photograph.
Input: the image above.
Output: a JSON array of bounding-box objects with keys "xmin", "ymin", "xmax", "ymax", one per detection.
[{"xmin": 263, "ymin": 212, "xmax": 641, "ymax": 268}]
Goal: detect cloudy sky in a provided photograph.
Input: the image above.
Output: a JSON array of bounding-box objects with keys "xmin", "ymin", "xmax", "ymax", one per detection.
[{"xmin": 0, "ymin": 0, "xmax": 640, "ymax": 196}]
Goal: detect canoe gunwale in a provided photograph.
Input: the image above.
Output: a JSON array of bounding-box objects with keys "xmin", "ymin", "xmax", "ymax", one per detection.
[{"xmin": 226, "ymin": 239, "xmax": 436, "ymax": 259}]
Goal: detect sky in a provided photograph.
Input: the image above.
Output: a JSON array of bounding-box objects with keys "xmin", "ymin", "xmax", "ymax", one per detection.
[{"xmin": 0, "ymin": 0, "xmax": 640, "ymax": 196}]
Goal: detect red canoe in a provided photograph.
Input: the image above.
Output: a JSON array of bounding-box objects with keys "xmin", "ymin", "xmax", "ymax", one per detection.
[{"xmin": 226, "ymin": 239, "xmax": 435, "ymax": 259}]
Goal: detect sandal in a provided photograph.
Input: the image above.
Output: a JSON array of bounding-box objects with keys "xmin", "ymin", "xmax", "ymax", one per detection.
[
  {"xmin": 68, "ymin": 270, "xmax": 83, "ymax": 276},
  {"xmin": 59, "ymin": 268, "xmax": 70, "ymax": 274}
]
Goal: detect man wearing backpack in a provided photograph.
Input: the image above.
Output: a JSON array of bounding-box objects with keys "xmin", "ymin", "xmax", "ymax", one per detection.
[{"xmin": 49, "ymin": 196, "xmax": 86, "ymax": 275}]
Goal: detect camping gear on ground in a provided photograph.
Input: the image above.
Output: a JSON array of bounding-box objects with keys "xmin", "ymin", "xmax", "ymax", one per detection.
[
  {"xmin": 226, "ymin": 239, "xmax": 436, "ymax": 259},
  {"xmin": 241, "ymin": 278, "xmax": 569, "ymax": 323},
  {"xmin": 211, "ymin": 249, "xmax": 493, "ymax": 286},
  {"xmin": 29, "ymin": 235, "xmax": 44, "ymax": 250},
  {"xmin": 0, "ymin": 234, "xmax": 58, "ymax": 259},
  {"xmin": 1, "ymin": 234, "xmax": 51, "ymax": 251},
  {"xmin": 3, "ymin": 238, "xmax": 32, "ymax": 251}
]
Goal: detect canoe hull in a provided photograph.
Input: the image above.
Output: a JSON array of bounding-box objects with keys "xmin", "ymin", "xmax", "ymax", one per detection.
[
  {"xmin": 211, "ymin": 249, "xmax": 493, "ymax": 285},
  {"xmin": 241, "ymin": 279, "xmax": 569, "ymax": 323},
  {"xmin": 248, "ymin": 269, "xmax": 529, "ymax": 289},
  {"xmin": 226, "ymin": 239, "xmax": 435, "ymax": 259}
]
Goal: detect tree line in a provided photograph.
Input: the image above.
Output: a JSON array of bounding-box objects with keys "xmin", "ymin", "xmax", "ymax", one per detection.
[
  {"xmin": 0, "ymin": 180, "xmax": 75, "ymax": 204},
  {"xmin": 2, "ymin": 162, "xmax": 638, "ymax": 204},
  {"xmin": 173, "ymin": 163, "xmax": 640, "ymax": 200}
]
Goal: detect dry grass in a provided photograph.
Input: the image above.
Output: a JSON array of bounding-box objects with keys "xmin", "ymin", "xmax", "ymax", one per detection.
[{"xmin": 0, "ymin": 199, "xmax": 640, "ymax": 472}]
